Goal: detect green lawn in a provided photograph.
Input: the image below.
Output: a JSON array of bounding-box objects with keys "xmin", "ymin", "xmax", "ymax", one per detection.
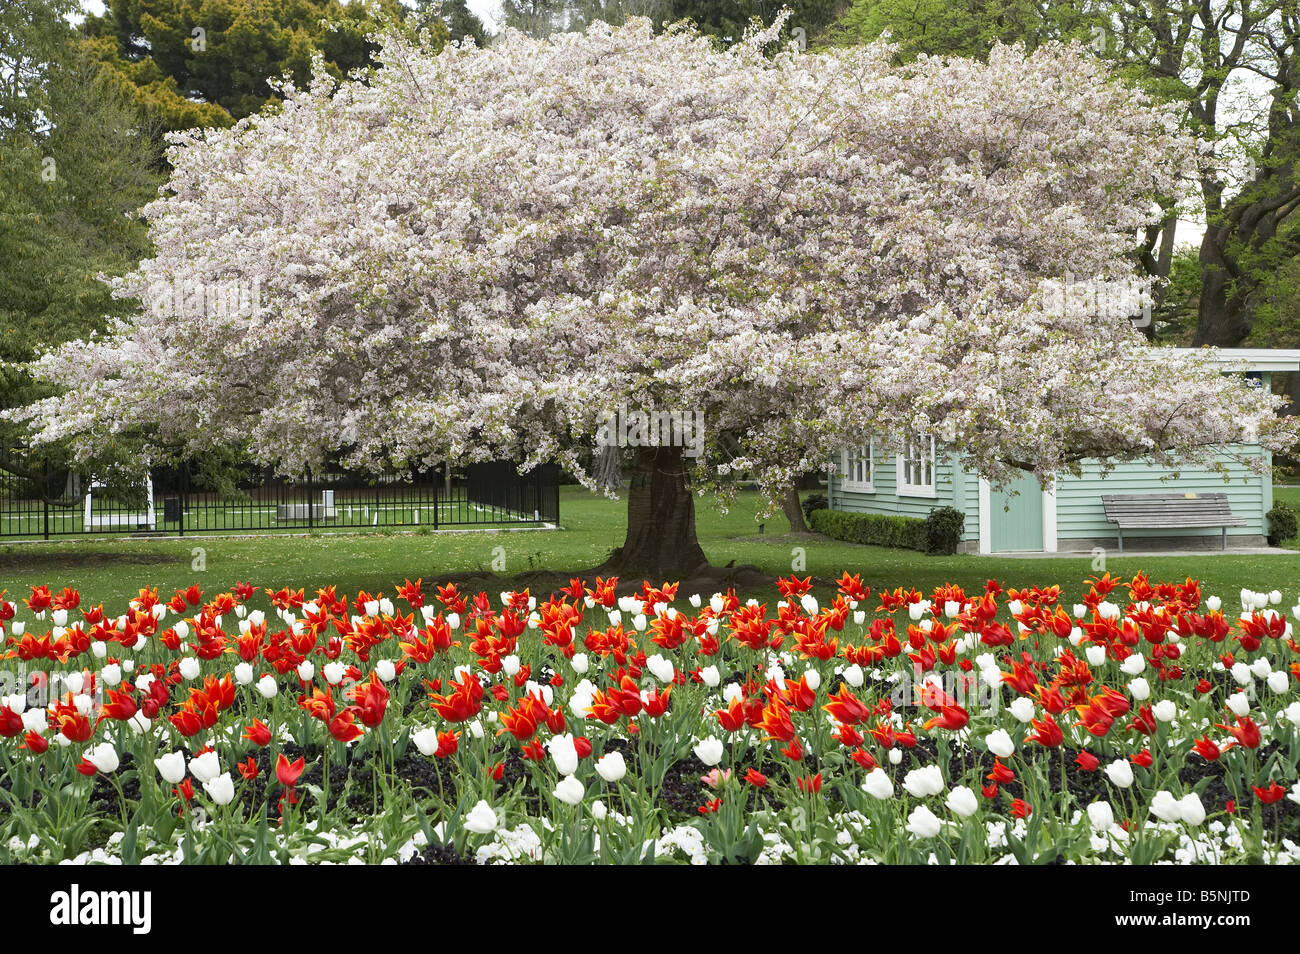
[{"xmin": 2, "ymin": 485, "xmax": 1298, "ymax": 608}]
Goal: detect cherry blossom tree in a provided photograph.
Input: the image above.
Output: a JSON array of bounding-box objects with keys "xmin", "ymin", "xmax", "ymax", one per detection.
[{"xmin": 9, "ymin": 17, "xmax": 1297, "ymax": 576}]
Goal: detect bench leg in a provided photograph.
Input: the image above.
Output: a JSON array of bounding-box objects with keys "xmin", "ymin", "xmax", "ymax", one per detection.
[
  {"xmin": 1223, "ymin": 525, "xmax": 1227, "ymax": 550},
  {"xmin": 1117, "ymin": 527, "xmax": 1123, "ymax": 554}
]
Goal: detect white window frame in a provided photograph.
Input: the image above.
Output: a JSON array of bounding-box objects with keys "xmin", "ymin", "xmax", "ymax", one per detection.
[
  {"xmin": 839, "ymin": 442, "xmax": 874, "ymax": 493},
  {"xmin": 896, "ymin": 434, "xmax": 937, "ymax": 498}
]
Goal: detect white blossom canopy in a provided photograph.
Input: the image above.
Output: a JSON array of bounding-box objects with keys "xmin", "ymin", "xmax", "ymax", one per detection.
[{"xmin": 10, "ymin": 18, "xmax": 1297, "ymax": 496}]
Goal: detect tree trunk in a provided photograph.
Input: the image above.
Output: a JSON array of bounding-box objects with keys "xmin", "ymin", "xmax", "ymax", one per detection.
[
  {"xmin": 1193, "ymin": 223, "xmax": 1253, "ymax": 347},
  {"xmin": 781, "ymin": 484, "xmax": 807, "ymax": 532},
  {"xmin": 603, "ymin": 445, "xmax": 708, "ymax": 579},
  {"xmin": 594, "ymin": 443, "xmax": 623, "ymax": 491}
]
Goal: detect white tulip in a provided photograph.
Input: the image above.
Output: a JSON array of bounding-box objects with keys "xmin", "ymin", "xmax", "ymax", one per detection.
[
  {"xmin": 700, "ymin": 665, "xmax": 720, "ymax": 688},
  {"xmin": 84, "ymin": 742, "xmax": 119, "ymax": 774},
  {"xmin": 256, "ymin": 675, "xmax": 278, "ymax": 699},
  {"xmin": 862, "ymin": 767, "xmax": 894, "ymax": 800},
  {"xmin": 1268, "ymin": 670, "xmax": 1290, "ymax": 694},
  {"xmin": 323, "ymin": 662, "xmax": 345, "ymax": 685},
  {"xmin": 203, "ymin": 772, "xmax": 235, "ymax": 806},
  {"xmin": 1120, "ymin": 654, "xmax": 1146, "ymax": 676},
  {"xmin": 595, "ymin": 751, "xmax": 627, "ymax": 783},
  {"xmin": 693, "ymin": 737, "xmax": 724, "ymax": 767},
  {"xmin": 553, "ymin": 775, "xmax": 585, "ymax": 806},
  {"xmin": 548, "ymin": 734, "xmax": 579, "ymax": 776},
  {"xmin": 1152, "ymin": 700, "xmax": 1177, "ymax": 722},
  {"xmin": 155, "ymin": 751, "xmax": 187, "ymax": 784},
  {"xmin": 1087, "ymin": 801, "xmax": 1115, "ymax": 832},
  {"xmin": 1009, "ymin": 697, "xmax": 1036, "ymax": 723},
  {"xmin": 1149, "ymin": 790, "xmax": 1182, "ymax": 822},
  {"xmin": 234, "ymin": 662, "xmax": 254, "ymax": 686},
  {"xmin": 645, "ymin": 654, "xmax": 674, "ymax": 684},
  {"xmin": 945, "ymin": 785, "xmax": 978, "ymax": 818},
  {"xmin": 905, "ymin": 805, "xmax": 943, "ymax": 839},
  {"xmin": 1178, "ymin": 793, "xmax": 1206, "ymax": 826},
  {"xmin": 985, "ymin": 729, "xmax": 1015, "ymax": 758},
  {"xmin": 902, "ymin": 765, "xmax": 945, "ymax": 798},
  {"xmin": 189, "ymin": 750, "xmax": 221, "ymax": 783},
  {"xmin": 412, "ymin": 727, "xmax": 439, "ymax": 757},
  {"xmin": 1226, "ymin": 692, "xmax": 1251, "ymax": 717},
  {"xmin": 1104, "ymin": 759, "xmax": 1134, "ymax": 789},
  {"xmin": 296, "ymin": 660, "xmax": 314, "ymax": 682},
  {"xmin": 1128, "ymin": 677, "xmax": 1150, "ymax": 702}
]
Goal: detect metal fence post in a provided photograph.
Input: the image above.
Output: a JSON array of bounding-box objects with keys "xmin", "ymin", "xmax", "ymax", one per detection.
[
  {"xmin": 306, "ymin": 468, "xmax": 314, "ymax": 530},
  {"xmin": 42, "ymin": 463, "xmax": 50, "ymax": 540}
]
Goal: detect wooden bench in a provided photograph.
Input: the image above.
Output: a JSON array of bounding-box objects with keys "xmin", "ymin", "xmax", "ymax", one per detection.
[{"xmin": 1101, "ymin": 492, "xmax": 1247, "ymax": 552}]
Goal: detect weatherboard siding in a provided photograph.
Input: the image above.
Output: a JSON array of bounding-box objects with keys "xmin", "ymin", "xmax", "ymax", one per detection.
[
  {"xmin": 828, "ymin": 446, "xmax": 1270, "ymax": 547},
  {"xmin": 828, "ymin": 450, "xmax": 981, "ymax": 541},
  {"xmin": 1053, "ymin": 447, "xmax": 1268, "ymax": 540}
]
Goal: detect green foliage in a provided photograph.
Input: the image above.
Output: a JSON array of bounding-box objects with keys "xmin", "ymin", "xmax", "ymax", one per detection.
[
  {"xmin": 78, "ymin": 0, "xmax": 431, "ymax": 132},
  {"xmin": 502, "ymin": 0, "xmax": 843, "ymax": 47},
  {"xmin": 800, "ymin": 491, "xmax": 827, "ymax": 522},
  {"xmin": 410, "ymin": 0, "xmax": 489, "ymax": 45},
  {"xmin": 828, "ymin": 0, "xmax": 1104, "ymax": 61},
  {"xmin": 922, "ymin": 505, "xmax": 966, "ymax": 555},
  {"xmin": 0, "ymin": 4, "xmax": 162, "ymax": 489},
  {"xmin": 810, "ymin": 506, "xmax": 928, "ymax": 551},
  {"xmin": 1267, "ymin": 503, "xmax": 1297, "ymax": 546}
]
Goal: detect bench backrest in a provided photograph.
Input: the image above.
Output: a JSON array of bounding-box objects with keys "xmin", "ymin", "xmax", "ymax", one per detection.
[{"xmin": 1101, "ymin": 492, "xmax": 1236, "ymax": 519}]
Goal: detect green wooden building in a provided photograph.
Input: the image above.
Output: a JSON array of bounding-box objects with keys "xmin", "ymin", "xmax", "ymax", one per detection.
[{"xmin": 825, "ymin": 349, "xmax": 1300, "ymax": 553}]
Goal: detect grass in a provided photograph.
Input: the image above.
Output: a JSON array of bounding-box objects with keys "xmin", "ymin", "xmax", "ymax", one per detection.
[{"xmin": 2, "ymin": 485, "xmax": 1298, "ymax": 608}]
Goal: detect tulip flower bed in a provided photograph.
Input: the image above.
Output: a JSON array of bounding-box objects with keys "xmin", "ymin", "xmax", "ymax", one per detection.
[{"xmin": 2, "ymin": 572, "xmax": 1299, "ymax": 865}]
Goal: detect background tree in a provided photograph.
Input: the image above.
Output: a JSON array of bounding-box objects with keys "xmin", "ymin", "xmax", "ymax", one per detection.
[
  {"xmin": 834, "ymin": 0, "xmax": 1300, "ymax": 406},
  {"xmin": 11, "ymin": 20, "xmax": 1293, "ymax": 577},
  {"xmin": 0, "ymin": 0, "xmax": 162, "ymax": 496},
  {"xmin": 79, "ymin": 0, "xmax": 424, "ymax": 131},
  {"xmin": 504, "ymin": 0, "xmax": 847, "ymax": 45},
  {"xmin": 410, "ymin": 0, "xmax": 490, "ymax": 45}
]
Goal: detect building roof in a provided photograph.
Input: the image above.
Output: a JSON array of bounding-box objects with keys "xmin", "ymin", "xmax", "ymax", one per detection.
[{"xmin": 1165, "ymin": 347, "xmax": 1300, "ymax": 372}]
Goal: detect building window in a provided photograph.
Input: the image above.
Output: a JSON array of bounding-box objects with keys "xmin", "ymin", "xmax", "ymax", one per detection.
[
  {"xmin": 897, "ymin": 434, "xmax": 936, "ymax": 497},
  {"xmin": 840, "ymin": 442, "xmax": 874, "ymax": 492}
]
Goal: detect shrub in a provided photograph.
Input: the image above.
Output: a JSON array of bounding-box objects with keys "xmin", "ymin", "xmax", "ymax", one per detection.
[
  {"xmin": 923, "ymin": 505, "xmax": 967, "ymax": 555},
  {"xmin": 810, "ymin": 507, "xmax": 927, "ymax": 552},
  {"xmin": 1267, "ymin": 503, "xmax": 1297, "ymax": 546},
  {"xmin": 801, "ymin": 492, "xmax": 828, "ymax": 522}
]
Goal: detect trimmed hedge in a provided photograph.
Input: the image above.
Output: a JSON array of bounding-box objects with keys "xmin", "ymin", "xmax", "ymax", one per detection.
[
  {"xmin": 801, "ymin": 492, "xmax": 828, "ymax": 523},
  {"xmin": 810, "ymin": 507, "xmax": 927, "ymax": 551},
  {"xmin": 1267, "ymin": 503, "xmax": 1297, "ymax": 546},
  {"xmin": 811, "ymin": 505, "xmax": 966, "ymax": 555}
]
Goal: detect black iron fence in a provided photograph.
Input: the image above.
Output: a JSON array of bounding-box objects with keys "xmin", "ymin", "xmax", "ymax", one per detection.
[{"xmin": 0, "ymin": 461, "xmax": 559, "ymax": 540}]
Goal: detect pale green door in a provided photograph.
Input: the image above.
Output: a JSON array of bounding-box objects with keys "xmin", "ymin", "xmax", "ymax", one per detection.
[{"xmin": 990, "ymin": 472, "xmax": 1044, "ymax": 552}]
